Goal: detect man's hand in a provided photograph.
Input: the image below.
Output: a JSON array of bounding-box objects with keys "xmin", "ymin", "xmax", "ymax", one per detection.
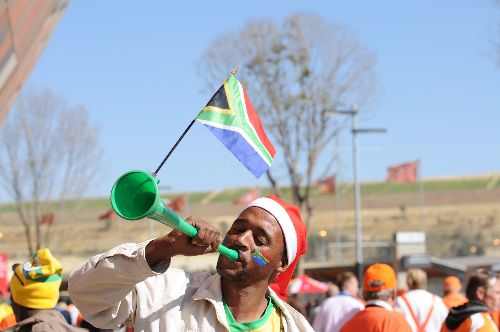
[{"xmin": 145, "ymin": 216, "xmax": 222, "ymax": 267}]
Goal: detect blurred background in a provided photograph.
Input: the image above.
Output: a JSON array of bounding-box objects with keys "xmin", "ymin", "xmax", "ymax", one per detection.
[{"xmin": 0, "ymin": 0, "xmax": 499, "ymax": 307}]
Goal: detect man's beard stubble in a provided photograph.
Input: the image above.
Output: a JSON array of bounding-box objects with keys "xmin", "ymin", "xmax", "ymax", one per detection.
[{"xmin": 216, "ymin": 261, "xmax": 247, "ymax": 282}]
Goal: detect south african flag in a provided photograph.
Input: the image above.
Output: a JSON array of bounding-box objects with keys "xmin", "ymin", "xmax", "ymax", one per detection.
[{"xmin": 197, "ymin": 74, "xmax": 276, "ymax": 178}]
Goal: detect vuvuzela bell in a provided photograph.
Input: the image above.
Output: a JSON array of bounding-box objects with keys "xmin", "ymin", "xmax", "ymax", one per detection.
[{"xmin": 110, "ymin": 170, "xmax": 238, "ymax": 261}]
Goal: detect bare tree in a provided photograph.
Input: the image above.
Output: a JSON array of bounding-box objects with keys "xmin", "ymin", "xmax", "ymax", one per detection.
[
  {"xmin": 199, "ymin": 14, "xmax": 377, "ymax": 231},
  {"xmin": 0, "ymin": 89, "xmax": 102, "ymax": 255}
]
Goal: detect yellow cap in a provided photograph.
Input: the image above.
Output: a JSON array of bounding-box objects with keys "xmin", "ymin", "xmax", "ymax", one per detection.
[{"xmin": 9, "ymin": 248, "xmax": 62, "ymax": 309}]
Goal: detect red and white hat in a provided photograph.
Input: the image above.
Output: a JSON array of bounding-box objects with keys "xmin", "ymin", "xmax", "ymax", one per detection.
[{"xmin": 245, "ymin": 195, "xmax": 307, "ymax": 300}]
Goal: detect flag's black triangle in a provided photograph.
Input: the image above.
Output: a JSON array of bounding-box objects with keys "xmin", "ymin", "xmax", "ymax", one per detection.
[{"xmin": 206, "ymin": 85, "xmax": 230, "ymax": 110}]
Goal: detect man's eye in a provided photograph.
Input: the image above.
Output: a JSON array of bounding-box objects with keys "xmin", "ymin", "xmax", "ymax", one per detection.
[{"xmin": 255, "ymin": 237, "xmax": 267, "ymax": 246}]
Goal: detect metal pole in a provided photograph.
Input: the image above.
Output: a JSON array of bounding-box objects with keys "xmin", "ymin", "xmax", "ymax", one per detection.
[
  {"xmin": 320, "ymin": 236, "xmax": 326, "ymax": 262},
  {"xmin": 325, "ymin": 107, "xmax": 385, "ymax": 281},
  {"xmin": 418, "ymin": 160, "xmax": 425, "ymax": 233},
  {"xmin": 351, "ymin": 108, "xmax": 363, "ymax": 281},
  {"xmin": 335, "ymin": 172, "xmax": 341, "ymax": 264},
  {"xmin": 334, "ymin": 135, "xmax": 342, "ymax": 264}
]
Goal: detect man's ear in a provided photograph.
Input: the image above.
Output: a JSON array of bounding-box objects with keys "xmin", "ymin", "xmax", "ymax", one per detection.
[
  {"xmin": 276, "ymin": 264, "xmax": 287, "ymax": 274},
  {"xmin": 279, "ymin": 250, "xmax": 288, "ymax": 271},
  {"xmin": 476, "ymin": 286, "xmax": 486, "ymax": 301}
]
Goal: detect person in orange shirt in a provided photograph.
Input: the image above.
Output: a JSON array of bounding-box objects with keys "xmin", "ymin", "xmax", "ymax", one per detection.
[
  {"xmin": 443, "ymin": 276, "xmax": 467, "ymax": 309},
  {"xmin": 340, "ymin": 263, "xmax": 412, "ymax": 332},
  {"xmin": 441, "ymin": 268, "xmax": 500, "ymax": 332}
]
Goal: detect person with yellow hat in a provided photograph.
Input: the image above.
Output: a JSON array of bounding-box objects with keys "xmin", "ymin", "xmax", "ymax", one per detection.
[
  {"xmin": 340, "ymin": 263, "xmax": 412, "ymax": 332},
  {"xmin": 443, "ymin": 276, "xmax": 467, "ymax": 310},
  {"xmin": 5, "ymin": 248, "xmax": 86, "ymax": 332}
]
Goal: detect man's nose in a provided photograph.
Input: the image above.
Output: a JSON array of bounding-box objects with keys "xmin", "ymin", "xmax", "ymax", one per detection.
[{"xmin": 234, "ymin": 230, "xmax": 255, "ymax": 250}]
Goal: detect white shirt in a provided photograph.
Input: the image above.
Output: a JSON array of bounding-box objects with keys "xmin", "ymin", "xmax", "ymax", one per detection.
[
  {"xmin": 312, "ymin": 293, "xmax": 364, "ymax": 332},
  {"xmin": 396, "ymin": 289, "xmax": 448, "ymax": 332},
  {"xmin": 68, "ymin": 240, "xmax": 314, "ymax": 332},
  {"xmin": 366, "ymin": 299, "xmax": 394, "ymax": 311}
]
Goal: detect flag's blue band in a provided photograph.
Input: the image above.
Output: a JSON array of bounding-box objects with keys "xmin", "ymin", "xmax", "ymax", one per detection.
[{"xmin": 203, "ymin": 125, "xmax": 270, "ymax": 178}]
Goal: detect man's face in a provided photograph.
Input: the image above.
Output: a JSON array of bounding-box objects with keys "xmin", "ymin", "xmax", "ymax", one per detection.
[
  {"xmin": 345, "ymin": 277, "xmax": 359, "ymax": 297},
  {"xmin": 484, "ymin": 278, "xmax": 500, "ymax": 311},
  {"xmin": 216, "ymin": 206, "xmax": 285, "ymax": 285},
  {"xmin": 443, "ymin": 285, "xmax": 460, "ymax": 296}
]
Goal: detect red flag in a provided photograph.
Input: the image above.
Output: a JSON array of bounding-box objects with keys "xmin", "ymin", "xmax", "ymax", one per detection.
[
  {"xmin": 387, "ymin": 161, "xmax": 418, "ymax": 183},
  {"xmin": 99, "ymin": 209, "xmax": 117, "ymax": 221},
  {"xmin": 233, "ymin": 188, "xmax": 259, "ymax": 205},
  {"xmin": 316, "ymin": 176, "xmax": 335, "ymax": 194},
  {"xmin": 39, "ymin": 212, "xmax": 55, "ymax": 226},
  {"xmin": 166, "ymin": 196, "xmax": 186, "ymax": 213}
]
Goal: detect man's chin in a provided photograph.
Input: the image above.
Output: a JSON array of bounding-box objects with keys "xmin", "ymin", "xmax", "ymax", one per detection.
[{"xmin": 216, "ymin": 261, "xmax": 246, "ymax": 282}]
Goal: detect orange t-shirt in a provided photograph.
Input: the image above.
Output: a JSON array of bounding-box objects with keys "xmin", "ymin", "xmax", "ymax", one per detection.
[
  {"xmin": 340, "ymin": 306, "xmax": 412, "ymax": 332},
  {"xmin": 443, "ymin": 293, "xmax": 468, "ymax": 309}
]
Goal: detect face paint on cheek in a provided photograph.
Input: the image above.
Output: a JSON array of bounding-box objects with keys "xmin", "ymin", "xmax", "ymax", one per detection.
[{"xmin": 251, "ymin": 249, "xmax": 269, "ymax": 267}]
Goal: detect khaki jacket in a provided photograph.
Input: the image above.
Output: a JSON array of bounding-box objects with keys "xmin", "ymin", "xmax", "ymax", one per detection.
[
  {"xmin": 68, "ymin": 240, "xmax": 313, "ymax": 332},
  {"xmin": 3, "ymin": 309, "xmax": 87, "ymax": 332}
]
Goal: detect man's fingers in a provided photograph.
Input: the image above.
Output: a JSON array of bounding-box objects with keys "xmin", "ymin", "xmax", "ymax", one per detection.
[
  {"xmin": 192, "ymin": 226, "xmax": 208, "ymax": 246},
  {"xmin": 183, "ymin": 216, "xmax": 222, "ymax": 254},
  {"xmin": 205, "ymin": 229, "xmax": 221, "ymax": 252},
  {"xmin": 212, "ymin": 235, "xmax": 223, "ymax": 253}
]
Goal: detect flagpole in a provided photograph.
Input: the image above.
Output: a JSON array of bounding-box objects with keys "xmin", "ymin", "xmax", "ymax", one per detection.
[
  {"xmin": 418, "ymin": 159, "xmax": 425, "ymax": 233},
  {"xmin": 152, "ymin": 68, "xmax": 239, "ymax": 177},
  {"xmin": 152, "ymin": 116, "xmax": 200, "ymax": 177}
]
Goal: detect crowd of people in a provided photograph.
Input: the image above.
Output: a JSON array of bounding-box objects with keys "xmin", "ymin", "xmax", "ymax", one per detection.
[
  {"xmin": 0, "ymin": 194, "xmax": 499, "ymax": 331},
  {"xmin": 299, "ymin": 266, "xmax": 500, "ymax": 331}
]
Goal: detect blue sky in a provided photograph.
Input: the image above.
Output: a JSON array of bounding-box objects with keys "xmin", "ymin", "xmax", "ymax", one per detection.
[{"xmin": 20, "ymin": 0, "xmax": 500, "ymax": 197}]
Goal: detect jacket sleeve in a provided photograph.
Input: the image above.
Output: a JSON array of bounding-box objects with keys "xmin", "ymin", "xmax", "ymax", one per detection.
[{"xmin": 68, "ymin": 240, "xmax": 169, "ymax": 330}]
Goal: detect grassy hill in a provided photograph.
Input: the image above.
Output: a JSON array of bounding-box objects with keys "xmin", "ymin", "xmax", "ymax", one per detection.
[{"xmin": 1, "ymin": 174, "xmax": 499, "ymax": 273}]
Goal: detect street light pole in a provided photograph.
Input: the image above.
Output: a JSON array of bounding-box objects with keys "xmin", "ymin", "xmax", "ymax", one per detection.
[
  {"xmin": 351, "ymin": 110, "xmax": 363, "ymax": 281},
  {"xmin": 328, "ymin": 106, "xmax": 386, "ymax": 281}
]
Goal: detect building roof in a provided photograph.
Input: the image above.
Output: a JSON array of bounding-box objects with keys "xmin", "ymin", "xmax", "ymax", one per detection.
[{"xmin": 0, "ymin": 0, "xmax": 69, "ymax": 121}]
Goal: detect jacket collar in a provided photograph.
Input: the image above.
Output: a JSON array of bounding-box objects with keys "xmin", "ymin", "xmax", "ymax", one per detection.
[
  {"xmin": 191, "ymin": 273, "xmax": 292, "ymax": 329},
  {"xmin": 366, "ymin": 299, "xmax": 394, "ymax": 311},
  {"xmin": 8, "ymin": 309, "xmax": 76, "ymax": 330}
]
